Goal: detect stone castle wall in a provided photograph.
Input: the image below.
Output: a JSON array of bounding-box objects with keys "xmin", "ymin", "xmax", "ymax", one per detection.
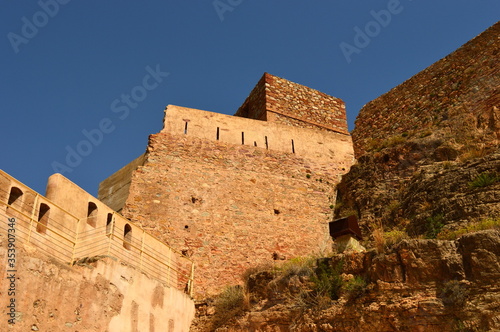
[
  {"xmin": 161, "ymin": 105, "xmax": 353, "ymax": 168},
  {"xmin": 98, "ymin": 153, "xmax": 147, "ymax": 212},
  {"xmin": 352, "ymin": 21, "xmax": 500, "ymax": 157},
  {"xmin": 235, "ymin": 73, "xmax": 348, "ymax": 134},
  {"xmin": 0, "ymin": 169, "xmax": 195, "ymax": 329},
  {"xmin": 0, "ymin": 245, "xmax": 194, "ymax": 331},
  {"xmin": 100, "ymin": 75, "xmax": 355, "ymax": 298},
  {"xmin": 120, "ymin": 130, "xmax": 348, "ymax": 298}
]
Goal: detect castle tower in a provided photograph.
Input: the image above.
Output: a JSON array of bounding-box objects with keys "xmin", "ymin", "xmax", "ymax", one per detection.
[
  {"xmin": 98, "ymin": 74, "xmax": 354, "ymax": 298},
  {"xmin": 235, "ymin": 73, "xmax": 349, "ymax": 134}
]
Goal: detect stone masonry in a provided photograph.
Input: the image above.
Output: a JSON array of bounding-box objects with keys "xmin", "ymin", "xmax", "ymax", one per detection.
[
  {"xmin": 352, "ymin": 22, "xmax": 499, "ymax": 158},
  {"xmin": 99, "ymin": 74, "xmax": 354, "ymax": 298},
  {"xmin": 236, "ymin": 73, "xmax": 348, "ymax": 134}
]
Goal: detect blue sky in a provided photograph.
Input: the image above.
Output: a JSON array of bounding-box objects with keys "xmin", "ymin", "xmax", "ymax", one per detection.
[{"xmin": 1, "ymin": 1, "xmax": 498, "ymax": 196}]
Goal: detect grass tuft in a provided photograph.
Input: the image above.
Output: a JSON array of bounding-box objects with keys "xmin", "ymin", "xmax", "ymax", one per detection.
[
  {"xmin": 468, "ymin": 172, "xmax": 499, "ymax": 189},
  {"xmin": 437, "ymin": 217, "xmax": 500, "ymax": 240}
]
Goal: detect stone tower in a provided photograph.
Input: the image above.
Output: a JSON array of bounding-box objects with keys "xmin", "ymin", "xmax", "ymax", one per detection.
[{"xmin": 98, "ymin": 73, "xmax": 354, "ymax": 298}]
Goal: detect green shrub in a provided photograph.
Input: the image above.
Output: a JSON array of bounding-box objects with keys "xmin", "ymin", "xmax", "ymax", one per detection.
[
  {"xmin": 426, "ymin": 214, "xmax": 444, "ymax": 239},
  {"xmin": 344, "ymin": 276, "xmax": 367, "ymax": 300},
  {"xmin": 437, "ymin": 217, "xmax": 500, "ymax": 240},
  {"xmin": 310, "ymin": 260, "xmax": 344, "ymax": 301},
  {"xmin": 385, "ymin": 200, "xmax": 401, "ymax": 214},
  {"xmin": 278, "ymin": 256, "xmax": 314, "ymax": 279},
  {"xmin": 384, "ymin": 230, "xmax": 409, "ymax": 247},
  {"xmin": 468, "ymin": 172, "xmax": 499, "ymax": 188},
  {"xmin": 385, "ymin": 135, "xmax": 407, "ymax": 148}
]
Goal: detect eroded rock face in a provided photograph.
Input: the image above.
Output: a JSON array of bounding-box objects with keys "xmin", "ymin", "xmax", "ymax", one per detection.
[
  {"xmin": 457, "ymin": 230, "xmax": 500, "ymax": 283},
  {"xmin": 335, "ymin": 21, "xmax": 500, "ymax": 237},
  {"xmin": 195, "ymin": 230, "xmax": 500, "ymax": 332},
  {"xmin": 336, "ymin": 146, "xmax": 500, "ymax": 237}
]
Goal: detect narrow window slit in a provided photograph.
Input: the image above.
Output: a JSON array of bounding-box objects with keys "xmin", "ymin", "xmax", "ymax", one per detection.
[
  {"xmin": 291, "ymin": 139, "xmax": 295, "ymax": 154},
  {"xmin": 216, "ymin": 127, "xmax": 220, "ymax": 140},
  {"xmin": 265, "ymin": 136, "xmax": 269, "ymax": 150},
  {"xmin": 184, "ymin": 122, "xmax": 188, "ymax": 134},
  {"xmin": 241, "ymin": 132, "xmax": 245, "ymax": 145}
]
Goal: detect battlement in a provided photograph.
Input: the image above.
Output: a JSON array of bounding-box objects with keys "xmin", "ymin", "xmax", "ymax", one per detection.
[
  {"xmin": 0, "ymin": 170, "xmax": 194, "ymax": 294},
  {"xmin": 99, "ymin": 73, "xmax": 355, "ymax": 297},
  {"xmin": 235, "ymin": 73, "xmax": 348, "ymax": 134},
  {"xmin": 162, "ymin": 105, "xmax": 353, "ymax": 168}
]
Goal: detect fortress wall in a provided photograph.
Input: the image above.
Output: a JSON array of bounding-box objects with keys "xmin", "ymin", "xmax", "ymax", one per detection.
[
  {"xmin": 264, "ymin": 73, "xmax": 348, "ymax": 133},
  {"xmin": 235, "ymin": 73, "xmax": 348, "ymax": 134},
  {"xmin": 121, "ymin": 132, "xmax": 348, "ymax": 298},
  {"xmin": 98, "ymin": 153, "xmax": 147, "ymax": 212},
  {"xmin": 162, "ymin": 105, "xmax": 354, "ymax": 171},
  {"xmin": 0, "ymin": 245, "xmax": 194, "ymax": 332},
  {"xmin": 352, "ymin": 21, "xmax": 500, "ymax": 157},
  {"xmin": 234, "ymin": 73, "xmax": 267, "ymax": 121},
  {"xmin": 0, "ymin": 170, "xmax": 189, "ymax": 289},
  {"xmin": 44, "ymin": 173, "xmax": 187, "ymax": 285},
  {"xmin": 0, "ymin": 171, "xmax": 79, "ymax": 261}
]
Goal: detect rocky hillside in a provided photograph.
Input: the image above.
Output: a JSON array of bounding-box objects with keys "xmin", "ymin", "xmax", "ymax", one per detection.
[
  {"xmin": 191, "ymin": 22, "xmax": 500, "ymax": 331},
  {"xmin": 335, "ymin": 21, "xmax": 499, "ymax": 237},
  {"xmin": 193, "ymin": 230, "xmax": 500, "ymax": 331}
]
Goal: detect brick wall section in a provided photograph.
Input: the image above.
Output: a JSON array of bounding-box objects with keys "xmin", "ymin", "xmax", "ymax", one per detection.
[
  {"xmin": 121, "ymin": 132, "xmax": 339, "ymax": 298},
  {"xmin": 235, "ymin": 73, "xmax": 349, "ymax": 134},
  {"xmin": 352, "ymin": 21, "xmax": 500, "ymax": 157},
  {"xmin": 234, "ymin": 74, "xmax": 267, "ymax": 121}
]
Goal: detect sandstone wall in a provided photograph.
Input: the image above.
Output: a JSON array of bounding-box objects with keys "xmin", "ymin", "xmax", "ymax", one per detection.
[
  {"xmin": 235, "ymin": 73, "xmax": 348, "ymax": 134},
  {"xmin": 0, "ymin": 170, "xmax": 193, "ymax": 295},
  {"xmin": 98, "ymin": 153, "xmax": 147, "ymax": 212},
  {"xmin": 120, "ymin": 131, "xmax": 347, "ymax": 298},
  {"xmin": 162, "ymin": 105, "xmax": 353, "ymax": 169},
  {"xmin": 100, "ymin": 75, "xmax": 355, "ymax": 298},
  {"xmin": 352, "ymin": 21, "xmax": 499, "ymax": 157},
  {"xmin": 234, "ymin": 73, "xmax": 267, "ymax": 121},
  {"xmin": 0, "ymin": 244, "xmax": 194, "ymax": 331}
]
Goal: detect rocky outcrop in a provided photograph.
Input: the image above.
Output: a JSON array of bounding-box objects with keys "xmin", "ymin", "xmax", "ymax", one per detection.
[
  {"xmin": 198, "ymin": 230, "xmax": 500, "ymax": 331},
  {"xmin": 335, "ymin": 21, "xmax": 500, "ymax": 236},
  {"xmin": 336, "ymin": 147, "xmax": 500, "ymax": 237}
]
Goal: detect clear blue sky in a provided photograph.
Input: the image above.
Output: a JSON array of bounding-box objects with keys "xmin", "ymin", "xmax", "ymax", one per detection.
[{"xmin": 1, "ymin": 1, "xmax": 498, "ymax": 196}]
